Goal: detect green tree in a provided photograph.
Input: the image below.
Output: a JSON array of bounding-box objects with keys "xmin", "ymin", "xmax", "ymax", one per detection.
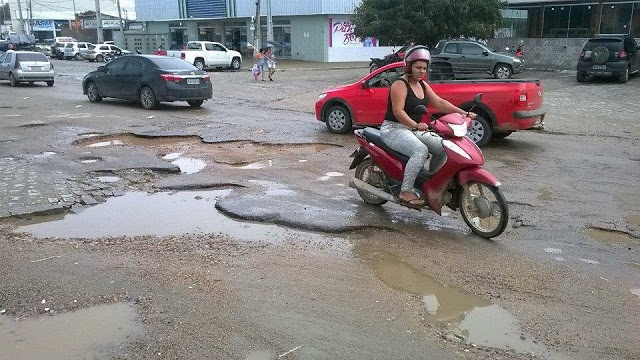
[
  {"xmin": 1, "ymin": 3, "xmax": 11, "ymax": 23},
  {"xmin": 352, "ymin": 0, "xmax": 505, "ymax": 47}
]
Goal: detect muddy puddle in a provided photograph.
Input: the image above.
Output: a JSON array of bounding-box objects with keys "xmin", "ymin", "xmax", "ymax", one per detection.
[
  {"xmin": 355, "ymin": 244, "xmax": 553, "ymax": 357},
  {"xmin": 0, "ymin": 302, "xmax": 142, "ymax": 359},
  {"xmin": 585, "ymin": 228, "xmax": 638, "ymax": 245},
  {"xmin": 624, "ymin": 215, "xmax": 640, "ymax": 227},
  {"xmin": 73, "ymin": 134, "xmax": 340, "ymax": 167},
  {"xmin": 14, "ymin": 190, "xmax": 348, "ymax": 250},
  {"xmin": 537, "ymin": 188, "xmax": 552, "ymax": 201}
]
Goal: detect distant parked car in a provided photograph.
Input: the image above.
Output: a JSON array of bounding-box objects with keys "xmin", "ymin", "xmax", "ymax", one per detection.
[
  {"xmin": 166, "ymin": 41, "xmax": 242, "ymax": 70},
  {"xmin": 50, "ymin": 41, "xmax": 72, "ymax": 59},
  {"xmin": 82, "ymin": 55, "xmax": 212, "ymax": 109},
  {"xmin": 0, "ymin": 51, "xmax": 55, "ymax": 87},
  {"xmin": 83, "ymin": 44, "xmax": 129, "ymax": 62},
  {"xmin": 63, "ymin": 42, "xmax": 93, "ymax": 60},
  {"xmin": 432, "ymin": 39, "xmax": 524, "ymax": 79},
  {"xmin": 577, "ymin": 35, "xmax": 640, "ymax": 83}
]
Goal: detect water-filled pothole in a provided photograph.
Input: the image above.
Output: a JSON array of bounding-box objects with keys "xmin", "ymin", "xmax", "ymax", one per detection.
[
  {"xmin": 79, "ymin": 156, "xmax": 103, "ymax": 164},
  {"xmin": 624, "ymin": 215, "xmax": 640, "ymax": 227},
  {"xmin": 0, "ymin": 303, "xmax": 142, "ymax": 359},
  {"xmin": 73, "ymin": 134, "xmax": 340, "ymax": 167},
  {"xmin": 355, "ymin": 244, "xmax": 552, "ymax": 356},
  {"xmin": 537, "ymin": 188, "xmax": 552, "ymax": 201},
  {"xmin": 15, "ymin": 190, "xmax": 348, "ymax": 250},
  {"xmin": 585, "ymin": 228, "xmax": 638, "ymax": 245}
]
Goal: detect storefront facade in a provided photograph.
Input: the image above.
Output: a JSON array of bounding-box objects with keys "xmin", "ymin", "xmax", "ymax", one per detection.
[{"xmin": 129, "ymin": 0, "xmax": 396, "ymax": 61}]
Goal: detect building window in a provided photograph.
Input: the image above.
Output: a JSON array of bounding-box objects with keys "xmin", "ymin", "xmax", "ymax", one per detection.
[
  {"xmin": 500, "ymin": 7, "xmax": 542, "ymax": 38},
  {"xmin": 568, "ymin": 4, "xmax": 597, "ymax": 38},
  {"xmin": 633, "ymin": 3, "xmax": 640, "ymax": 37},
  {"xmin": 600, "ymin": 2, "xmax": 633, "ymax": 34},
  {"xmin": 543, "ymin": 6, "xmax": 570, "ymax": 38}
]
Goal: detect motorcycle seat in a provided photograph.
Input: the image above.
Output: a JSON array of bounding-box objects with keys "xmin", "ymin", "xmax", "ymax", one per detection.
[{"xmin": 362, "ymin": 127, "xmax": 410, "ymax": 164}]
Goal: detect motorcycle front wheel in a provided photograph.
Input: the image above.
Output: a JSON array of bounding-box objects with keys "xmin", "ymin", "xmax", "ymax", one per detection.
[
  {"xmin": 355, "ymin": 159, "xmax": 388, "ymax": 205},
  {"xmin": 459, "ymin": 182, "xmax": 509, "ymax": 238}
]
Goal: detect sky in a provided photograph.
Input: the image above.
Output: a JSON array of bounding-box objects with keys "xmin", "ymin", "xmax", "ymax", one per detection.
[{"xmin": 10, "ymin": 0, "xmax": 137, "ymax": 20}]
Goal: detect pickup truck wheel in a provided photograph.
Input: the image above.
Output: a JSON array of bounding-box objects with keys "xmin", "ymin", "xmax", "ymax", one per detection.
[
  {"xmin": 86, "ymin": 82, "xmax": 102, "ymax": 102},
  {"xmin": 493, "ymin": 64, "xmax": 512, "ymax": 79},
  {"xmin": 140, "ymin": 86, "xmax": 159, "ymax": 110},
  {"xmin": 467, "ymin": 116, "xmax": 492, "ymax": 147},
  {"xmin": 369, "ymin": 63, "xmax": 379, "ymax": 73},
  {"xmin": 187, "ymin": 100, "xmax": 204, "ymax": 107},
  {"xmin": 96, "ymin": 54, "xmax": 104, "ymax": 63},
  {"xmin": 231, "ymin": 57, "xmax": 241, "ymax": 70},
  {"xmin": 618, "ymin": 67, "xmax": 629, "ymax": 83},
  {"xmin": 576, "ymin": 72, "xmax": 587, "ymax": 82},
  {"xmin": 194, "ymin": 60, "xmax": 205, "ymax": 70},
  {"xmin": 325, "ymin": 105, "xmax": 352, "ymax": 134}
]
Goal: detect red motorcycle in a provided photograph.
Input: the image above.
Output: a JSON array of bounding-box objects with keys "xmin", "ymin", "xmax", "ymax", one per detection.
[{"xmin": 348, "ymin": 94, "xmax": 509, "ymax": 238}]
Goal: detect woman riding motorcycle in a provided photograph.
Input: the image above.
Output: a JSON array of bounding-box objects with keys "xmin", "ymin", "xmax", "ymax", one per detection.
[{"xmin": 380, "ymin": 45, "xmax": 477, "ymax": 207}]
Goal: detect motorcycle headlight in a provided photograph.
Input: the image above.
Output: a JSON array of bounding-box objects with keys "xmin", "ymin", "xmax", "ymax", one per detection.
[{"xmin": 318, "ymin": 93, "xmax": 327, "ymax": 100}]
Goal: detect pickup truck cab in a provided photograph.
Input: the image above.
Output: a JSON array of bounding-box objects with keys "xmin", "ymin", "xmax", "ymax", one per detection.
[
  {"xmin": 167, "ymin": 41, "xmax": 242, "ymax": 71},
  {"xmin": 315, "ymin": 62, "xmax": 545, "ymax": 146}
]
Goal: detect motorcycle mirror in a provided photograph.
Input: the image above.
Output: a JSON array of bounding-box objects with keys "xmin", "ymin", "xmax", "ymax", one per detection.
[
  {"xmin": 473, "ymin": 93, "xmax": 483, "ymax": 103},
  {"xmin": 414, "ymin": 105, "xmax": 428, "ymax": 114}
]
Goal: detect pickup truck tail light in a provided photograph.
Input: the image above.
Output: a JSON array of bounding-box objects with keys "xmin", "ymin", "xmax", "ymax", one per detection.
[
  {"xmin": 515, "ymin": 89, "xmax": 527, "ymax": 106},
  {"xmin": 181, "ymin": 52, "xmax": 185, "ymax": 60},
  {"xmin": 616, "ymin": 50, "xmax": 627, "ymax": 59},
  {"xmin": 579, "ymin": 50, "xmax": 584, "ymax": 59}
]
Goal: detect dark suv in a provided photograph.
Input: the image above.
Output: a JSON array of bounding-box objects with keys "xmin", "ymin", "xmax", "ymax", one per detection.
[{"xmin": 577, "ymin": 35, "xmax": 640, "ymax": 83}]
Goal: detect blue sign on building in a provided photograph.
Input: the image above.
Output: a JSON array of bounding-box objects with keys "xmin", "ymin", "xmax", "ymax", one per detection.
[{"xmin": 186, "ymin": 0, "xmax": 227, "ymax": 18}]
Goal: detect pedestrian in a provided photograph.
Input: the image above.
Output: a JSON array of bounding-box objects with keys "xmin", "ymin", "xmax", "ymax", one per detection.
[
  {"xmin": 254, "ymin": 48, "xmax": 265, "ymax": 81},
  {"xmin": 265, "ymin": 47, "xmax": 276, "ymax": 81}
]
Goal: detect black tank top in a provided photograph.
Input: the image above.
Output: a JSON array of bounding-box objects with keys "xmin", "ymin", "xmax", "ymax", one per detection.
[{"xmin": 384, "ymin": 78, "xmax": 429, "ymax": 123}]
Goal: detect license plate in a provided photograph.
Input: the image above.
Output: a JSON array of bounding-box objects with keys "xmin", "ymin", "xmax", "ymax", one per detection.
[
  {"xmin": 30, "ymin": 66, "xmax": 43, "ymax": 71},
  {"xmin": 592, "ymin": 65, "xmax": 606, "ymax": 70},
  {"xmin": 187, "ymin": 79, "xmax": 200, "ymax": 85}
]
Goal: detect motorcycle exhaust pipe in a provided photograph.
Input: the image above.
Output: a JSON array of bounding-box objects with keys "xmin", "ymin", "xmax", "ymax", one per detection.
[{"xmin": 349, "ymin": 178, "xmax": 397, "ymax": 203}]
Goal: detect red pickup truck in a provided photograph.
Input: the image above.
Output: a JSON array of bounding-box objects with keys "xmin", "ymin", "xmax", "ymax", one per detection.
[{"xmin": 315, "ymin": 62, "xmax": 546, "ymax": 146}]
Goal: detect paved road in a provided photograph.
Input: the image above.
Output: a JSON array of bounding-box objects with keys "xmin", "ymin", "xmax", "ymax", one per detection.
[{"xmin": 0, "ymin": 58, "xmax": 638, "ymax": 359}]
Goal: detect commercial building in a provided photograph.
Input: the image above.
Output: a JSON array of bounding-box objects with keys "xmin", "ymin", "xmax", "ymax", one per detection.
[{"xmin": 127, "ymin": 0, "xmax": 396, "ymax": 61}]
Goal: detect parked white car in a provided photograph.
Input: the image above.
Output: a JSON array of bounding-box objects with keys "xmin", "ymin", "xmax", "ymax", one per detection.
[
  {"xmin": 0, "ymin": 51, "xmax": 55, "ymax": 87},
  {"xmin": 63, "ymin": 42, "xmax": 93, "ymax": 60},
  {"xmin": 167, "ymin": 41, "xmax": 242, "ymax": 70},
  {"xmin": 83, "ymin": 44, "xmax": 129, "ymax": 62}
]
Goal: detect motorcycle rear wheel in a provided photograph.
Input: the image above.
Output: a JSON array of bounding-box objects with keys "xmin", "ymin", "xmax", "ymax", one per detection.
[
  {"xmin": 459, "ymin": 182, "xmax": 508, "ymax": 238},
  {"xmin": 355, "ymin": 159, "xmax": 388, "ymax": 205}
]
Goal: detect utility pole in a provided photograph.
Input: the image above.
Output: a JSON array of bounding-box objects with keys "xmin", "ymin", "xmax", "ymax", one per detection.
[
  {"xmin": 253, "ymin": 0, "xmax": 260, "ymax": 55},
  {"xmin": 71, "ymin": 0, "xmax": 77, "ymax": 38},
  {"xmin": 16, "ymin": 0, "xmax": 25, "ymax": 34},
  {"xmin": 27, "ymin": 0, "xmax": 32, "ymax": 34},
  {"xmin": 95, "ymin": 0, "xmax": 103, "ymax": 43},
  {"xmin": 266, "ymin": 0, "xmax": 273, "ymax": 42},
  {"xmin": 116, "ymin": 0, "xmax": 124, "ymax": 45}
]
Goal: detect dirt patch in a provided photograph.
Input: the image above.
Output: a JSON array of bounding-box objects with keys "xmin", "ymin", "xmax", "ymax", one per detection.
[{"xmin": 585, "ymin": 227, "xmax": 639, "ymax": 245}]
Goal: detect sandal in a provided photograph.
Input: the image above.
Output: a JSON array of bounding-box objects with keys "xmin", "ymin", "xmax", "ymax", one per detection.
[{"xmin": 398, "ymin": 197, "xmax": 425, "ymax": 209}]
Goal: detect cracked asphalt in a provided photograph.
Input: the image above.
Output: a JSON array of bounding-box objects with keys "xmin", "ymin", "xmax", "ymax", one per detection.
[{"xmin": 0, "ymin": 59, "xmax": 639, "ymax": 359}]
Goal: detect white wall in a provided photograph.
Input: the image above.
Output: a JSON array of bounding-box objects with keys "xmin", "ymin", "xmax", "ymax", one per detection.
[{"xmin": 327, "ymin": 46, "xmax": 396, "ymax": 62}]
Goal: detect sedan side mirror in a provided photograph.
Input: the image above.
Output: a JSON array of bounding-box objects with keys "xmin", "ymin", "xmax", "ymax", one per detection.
[
  {"xmin": 482, "ymin": 50, "xmax": 489, "ymax": 56},
  {"xmin": 97, "ymin": 65, "xmax": 106, "ymax": 72}
]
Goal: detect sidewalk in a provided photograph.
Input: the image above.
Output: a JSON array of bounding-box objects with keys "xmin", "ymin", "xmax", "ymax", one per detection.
[{"xmin": 241, "ymin": 57, "xmax": 369, "ymax": 71}]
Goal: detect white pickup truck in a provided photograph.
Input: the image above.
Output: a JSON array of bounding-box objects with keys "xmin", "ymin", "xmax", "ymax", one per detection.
[{"xmin": 167, "ymin": 41, "xmax": 242, "ymax": 71}]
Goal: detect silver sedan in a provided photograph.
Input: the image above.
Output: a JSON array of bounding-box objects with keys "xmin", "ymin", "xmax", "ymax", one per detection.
[{"xmin": 0, "ymin": 51, "xmax": 55, "ymax": 86}]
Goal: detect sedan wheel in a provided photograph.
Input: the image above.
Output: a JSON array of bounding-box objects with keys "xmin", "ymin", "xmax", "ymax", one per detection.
[
  {"xmin": 231, "ymin": 58, "xmax": 241, "ymax": 70},
  {"xmin": 325, "ymin": 105, "xmax": 352, "ymax": 134},
  {"xmin": 96, "ymin": 54, "xmax": 104, "ymax": 63},
  {"xmin": 9, "ymin": 73, "xmax": 18, "ymax": 87},
  {"xmin": 75, "ymin": 53, "xmax": 83, "ymax": 60},
  {"xmin": 86, "ymin": 82, "xmax": 102, "ymax": 102},
  {"xmin": 187, "ymin": 100, "xmax": 204, "ymax": 107},
  {"xmin": 140, "ymin": 86, "xmax": 159, "ymax": 110},
  {"xmin": 619, "ymin": 67, "xmax": 629, "ymax": 83},
  {"xmin": 466, "ymin": 116, "xmax": 492, "ymax": 147}
]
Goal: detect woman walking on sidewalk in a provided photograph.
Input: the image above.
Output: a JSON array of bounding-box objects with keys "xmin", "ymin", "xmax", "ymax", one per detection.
[
  {"xmin": 265, "ymin": 47, "xmax": 276, "ymax": 81},
  {"xmin": 254, "ymin": 48, "xmax": 266, "ymax": 81}
]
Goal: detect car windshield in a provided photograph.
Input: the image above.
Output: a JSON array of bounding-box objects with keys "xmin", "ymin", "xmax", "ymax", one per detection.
[
  {"xmin": 88, "ymin": 44, "xmax": 95, "ymax": 49},
  {"xmin": 65, "ymin": 43, "xmax": 74, "ymax": 48},
  {"xmin": 151, "ymin": 57, "xmax": 198, "ymax": 71},
  {"xmin": 584, "ymin": 38, "xmax": 623, "ymax": 51},
  {"xmin": 16, "ymin": 53, "xmax": 48, "ymax": 62}
]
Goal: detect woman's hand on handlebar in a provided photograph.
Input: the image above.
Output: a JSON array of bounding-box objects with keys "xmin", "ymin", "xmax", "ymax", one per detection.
[{"xmin": 416, "ymin": 122, "xmax": 430, "ymax": 131}]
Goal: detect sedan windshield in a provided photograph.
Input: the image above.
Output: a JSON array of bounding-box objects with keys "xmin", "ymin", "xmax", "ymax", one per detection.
[
  {"xmin": 16, "ymin": 53, "xmax": 49, "ymax": 62},
  {"xmin": 151, "ymin": 58, "xmax": 199, "ymax": 71}
]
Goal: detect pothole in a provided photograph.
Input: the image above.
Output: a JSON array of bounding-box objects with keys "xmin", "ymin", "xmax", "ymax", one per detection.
[
  {"xmin": 355, "ymin": 244, "xmax": 554, "ymax": 357},
  {"xmin": 18, "ymin": 121, "xmax": 47, "ymax": 128},
  {"xmin": 0, "ymin": 303, "xmax": 142, "ymax": 359},
  {"xmin": 537, "ymin": 188, "xmax": 552, "ymax": 201},
  {"xmin": 97, "ymin": 176, "xmax": 121, "ymax": 183},
  {"xmin": 78, "ymin": 132, "xmax": 104, "ymax": 137},
  {"xmin": 585, "ymin": 227, "xmax": 638, "ymax": 245},
  {"xmin": 73, "ymin": 134, "xmax": 340, "ymax": 167},
  {"xmin": 14, "ymin": 190, "xmax": 350, "ymax": 250},
  {"xmin": 624, "ymin": 215, "xmax": 640, "ymax": 227},
  {"xmin": 32, "ymin": 151, "xmax": 57, "ymax": 158},
  {"xmin": 78, "ymin": 156, "xmax": 103, "ymax": 164}
]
